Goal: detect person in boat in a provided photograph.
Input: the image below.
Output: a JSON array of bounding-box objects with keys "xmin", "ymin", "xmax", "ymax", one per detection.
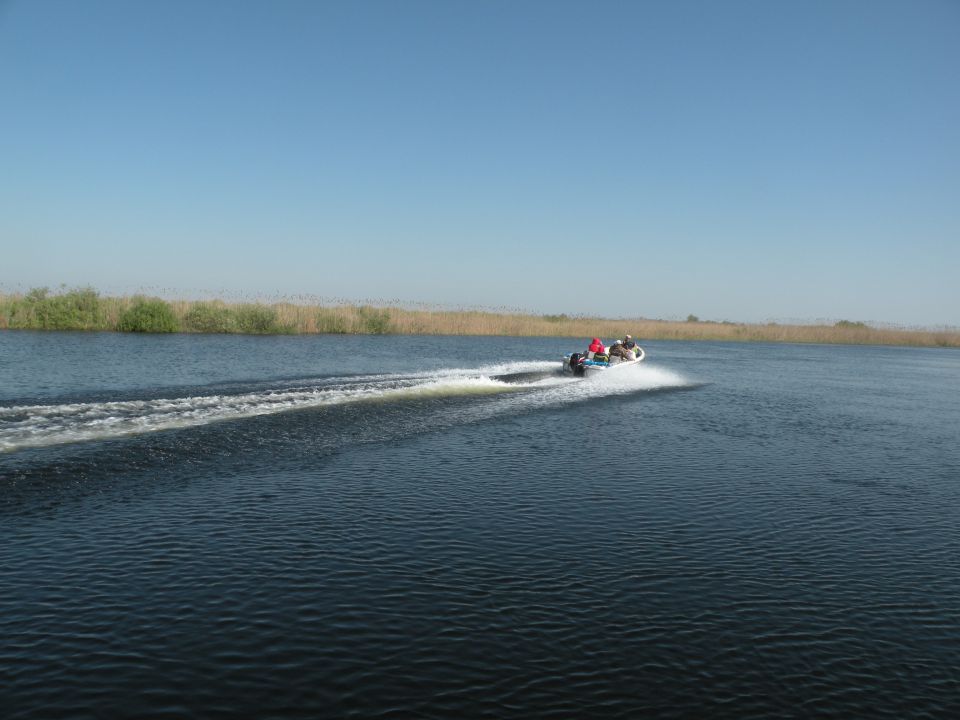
[
  {"xmin": 622, "ymin": 334, "xmax": 638, "ymax": 351},
  {"xmin": 587, "ymin": 337, "xmax": 606, "ymax": 360},
  {"xmin": 608, "ymin": 339, "xmax": 634, "ymax": 363}
]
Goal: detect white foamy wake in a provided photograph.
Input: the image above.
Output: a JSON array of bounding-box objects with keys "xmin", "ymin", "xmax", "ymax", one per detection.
[
  {"xmin": 514, "ymin": 363, "xmax": 690, "ymax": 412},
  {"xmin": 0, "ymin": 361, "xmax": 688, "ymax": 452},
  {"xmin": 587, "ymin": 364, "xmax": 689, "ymax": 392}
]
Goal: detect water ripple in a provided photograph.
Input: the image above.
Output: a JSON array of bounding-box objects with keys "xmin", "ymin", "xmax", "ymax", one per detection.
[{"xmin": 3, "ymin": 341, "xmax": 960, "ymax": 718}]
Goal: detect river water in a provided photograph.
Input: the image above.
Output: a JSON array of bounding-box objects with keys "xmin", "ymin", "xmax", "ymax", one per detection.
[{"xmin": 1, "ymin": 331, "xmax": 958, "ymax": 718}]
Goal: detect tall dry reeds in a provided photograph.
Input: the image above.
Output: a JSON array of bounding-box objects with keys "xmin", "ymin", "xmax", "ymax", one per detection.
[{"xmin": 0, "ymin": 288, "xmax": 957, "ymax": 347}]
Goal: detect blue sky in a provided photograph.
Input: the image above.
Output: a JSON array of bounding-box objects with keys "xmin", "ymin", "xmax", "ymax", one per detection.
[{"xmin": 1, "ymin": 0, "xmax": 958, "ymax": 326}]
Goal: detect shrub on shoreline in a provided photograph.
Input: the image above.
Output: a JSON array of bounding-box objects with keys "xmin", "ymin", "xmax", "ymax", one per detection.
[
  {"xmin": 184, "ymin": 302, "xmax": 237, "ymax": 333},
  {"xmin": 835, "ymin": 320, "xmax": 869, "ymax": 330},
  {"xmin": 358, "ymin": 305, "xmax": 391, "ymax": 334},
  {"xmin": 6, "ymin": 286, "xmax": 105, "ymax": 330},
  {"xmin": 116, "ymin": 297, "xmax": 179, "ymax": 333},
  {"xmin": 235, "ymin": 304, "xmax": 291, "ymax": 334}
]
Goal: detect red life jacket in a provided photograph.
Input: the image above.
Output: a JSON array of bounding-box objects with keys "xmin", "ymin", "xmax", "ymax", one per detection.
[{"xmin": 588, "ymin": 338, "xmax": 605, "ymax": 354}]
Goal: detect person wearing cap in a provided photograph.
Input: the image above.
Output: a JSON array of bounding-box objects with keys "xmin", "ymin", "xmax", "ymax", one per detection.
[
  {"xmin": 622, "ymin": 334, "xmax": 638, "ymax": 351},
  {"xmin": 608, "ymin": 338, "xmax": 633, "ymax": 363}
]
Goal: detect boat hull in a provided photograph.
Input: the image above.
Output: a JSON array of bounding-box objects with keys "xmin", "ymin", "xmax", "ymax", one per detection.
[{"xmin": 562, "ymin": 347, "xmax": 645, "ymax": 376}]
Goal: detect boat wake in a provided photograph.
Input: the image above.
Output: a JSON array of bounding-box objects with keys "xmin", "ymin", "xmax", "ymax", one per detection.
[{"xmin": 0, "ymin": 361, "xmax": 690, "ymax": 453}]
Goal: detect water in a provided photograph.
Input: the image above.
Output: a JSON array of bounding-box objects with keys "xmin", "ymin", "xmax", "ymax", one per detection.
[{"xmin": 2, "ymin": 331, "xmax": 958, "ymax": 719}]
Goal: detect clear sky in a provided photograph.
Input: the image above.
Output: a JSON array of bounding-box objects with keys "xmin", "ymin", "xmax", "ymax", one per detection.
[{"xmin": 1, "ymin": 0, "xmax": 958, "ymax": 326}]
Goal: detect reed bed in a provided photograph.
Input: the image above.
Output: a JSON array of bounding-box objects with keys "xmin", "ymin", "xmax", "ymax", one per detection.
[{"xmin": 0, "ymin": 288, "xmax": 957, "ymax": 348}]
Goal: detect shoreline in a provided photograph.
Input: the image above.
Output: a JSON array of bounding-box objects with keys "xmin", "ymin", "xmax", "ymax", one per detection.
[{"xmin": 1, "ymin": 288, "xmax": 957, "ymax": 348}]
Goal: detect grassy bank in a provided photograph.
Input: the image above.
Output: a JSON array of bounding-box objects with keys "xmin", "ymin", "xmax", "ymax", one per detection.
[{"xmin": 1, "ymin": 287, "xmax": 957, "ymax": 347}]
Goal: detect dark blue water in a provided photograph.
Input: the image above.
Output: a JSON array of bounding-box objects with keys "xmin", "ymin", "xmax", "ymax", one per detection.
[{"xmin": 2, "ymin": 332, "xmax": 959, "ymax": 718}]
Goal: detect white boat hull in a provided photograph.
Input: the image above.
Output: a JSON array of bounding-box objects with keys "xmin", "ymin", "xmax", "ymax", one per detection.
[{"xmin": 562, "ymin": 347, "xmax": 645, "ymax": 376}]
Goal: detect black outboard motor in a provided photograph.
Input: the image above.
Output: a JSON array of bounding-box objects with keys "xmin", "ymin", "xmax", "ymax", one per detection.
[{"xmin": 568, "ymin": 352, "xmax": 585, "ymax": 376}]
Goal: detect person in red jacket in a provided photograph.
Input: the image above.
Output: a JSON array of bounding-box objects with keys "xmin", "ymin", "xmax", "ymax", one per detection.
[{"xmin": 587, "ymin": 337, "xmax": 605, "ymax": 358}]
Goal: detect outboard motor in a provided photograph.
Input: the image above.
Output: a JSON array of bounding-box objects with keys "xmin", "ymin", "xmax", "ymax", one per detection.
[{"xmin": 568, "ymin": 352, "xmax": 585, "ymax": 376}]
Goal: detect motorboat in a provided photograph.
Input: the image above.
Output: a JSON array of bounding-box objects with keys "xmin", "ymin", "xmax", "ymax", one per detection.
[{"xmin": 562, "ymin": 346, "xmax": 646, "ymax": 376}]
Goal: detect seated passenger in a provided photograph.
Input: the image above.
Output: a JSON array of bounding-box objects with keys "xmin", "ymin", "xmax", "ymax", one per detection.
[
  {"xmin": 608, "ymin": 339, "xmax": 634, "ymax": 362},
  {"xmin": 587, "ymin": 337, "xmax": 606, "ymax": 359}
]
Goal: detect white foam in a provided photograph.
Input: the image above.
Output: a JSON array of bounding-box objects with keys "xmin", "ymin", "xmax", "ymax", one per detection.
[
  {"xmin": 0, "ymin": 376, "xmax": 523, "ymax": 452},
  {"xmin": 0, "ymin": 361, "xmax": 689, "ymax": 452},
  {"xmin": 589, "ymin": 364, "xmax": 689, "ymax": 392}
]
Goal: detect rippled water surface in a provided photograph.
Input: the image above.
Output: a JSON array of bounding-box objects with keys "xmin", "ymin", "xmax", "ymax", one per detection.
[{"xmin": 2, "ymin": 332, "xmax": 959, "ymax": 718}]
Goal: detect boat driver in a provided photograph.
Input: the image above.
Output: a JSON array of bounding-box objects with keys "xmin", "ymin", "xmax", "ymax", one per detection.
[{"xmin": 587, "ymin": 337, "xmax": 606, "ymax": 359}]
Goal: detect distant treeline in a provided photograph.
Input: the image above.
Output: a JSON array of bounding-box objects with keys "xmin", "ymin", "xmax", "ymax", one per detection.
[{"xmin": 1, "ymin": 287, "xmax": 957, "ymax": 347}]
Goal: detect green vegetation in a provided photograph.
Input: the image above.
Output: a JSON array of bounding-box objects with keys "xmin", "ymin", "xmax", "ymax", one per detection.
[
  {"xmin": 313, "ymin": 305, "xmax": 391, "ymax": 334},
  {"xmin": 116, "ymin": 296, "xmax": 179, "ymax": 333},
  {"xmin": 183, "ymin": 301, "xmax": 292, "ymax": 334},
  {"xmin": 184, "ymin": 302, "xmax": 237, "ymax": 333},
  {"xmin": 0, "ymin": 287, "xmax": 957, "ymax": 348},
  {"xmin": 183, "ymin": 301, "xmax": 298, "ymax": 335},
  {"xmin": 235, "ymin": 304, "xmax": 290, "ymax": 334},
  {"xmin": 5, "ymin": 286, "xmax": 105, "ymax": 330},
  {"xmin": 834, "ymin": 320, "xmax": 869, "ymax": 330},
  {"xmin": 357, "ymin": 305, "xmax": 391, "ymax": 334}
]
